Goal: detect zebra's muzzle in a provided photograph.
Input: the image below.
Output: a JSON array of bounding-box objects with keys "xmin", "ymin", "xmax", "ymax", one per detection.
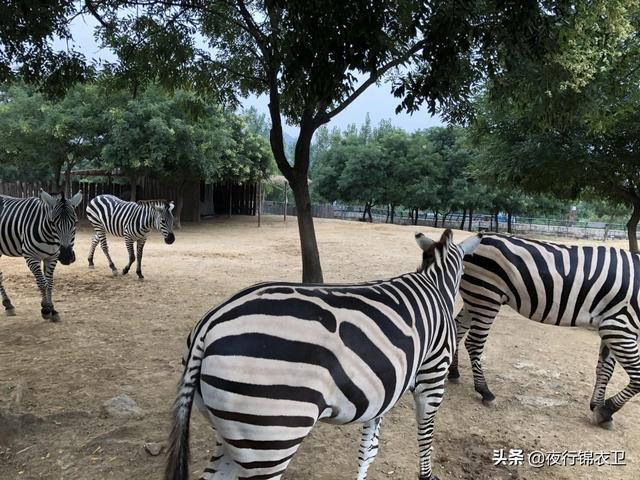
[
  {"xmin": 59, "ymin": 247, "xmax": 76, "ymax": 265},
  {"xmin": 165, "ymin": 233, "xmax": 175, "ymax": 245}
]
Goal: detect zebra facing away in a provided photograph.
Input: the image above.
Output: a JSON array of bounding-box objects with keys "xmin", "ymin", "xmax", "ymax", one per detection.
[
  {"xmin": 86, "ymin": 194, "xmax": 175, "ymax": 279},
  {"xmin": 449, "ymin": 233, "xmax": 640, "ymax": 427},
  {"xmin": 165, "ymin": 229, "xmax": 481, "ymax": 480},
  {"xmin": 0, "ymin": 189, "xmax": 83, "ymax": 322}
]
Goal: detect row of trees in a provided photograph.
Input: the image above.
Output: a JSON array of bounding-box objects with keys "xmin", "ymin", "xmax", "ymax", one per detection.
[
  {"xmin": 312, "ymin": 120, "xmax": 568, "ymax": 232},
  {"xmin": 0, "ymin": 82, "xmax": 273, "ymax": 221}
]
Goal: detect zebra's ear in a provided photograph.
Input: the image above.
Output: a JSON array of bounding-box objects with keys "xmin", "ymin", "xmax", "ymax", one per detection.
[
  {"xmin": 154, "ymin": 205, "xmax": 164, "ymax": 213},
  {"xmin": 39, "ymin": 189, "xmax": 57, "ymax": 209},
  {"xmin": 169, "ymin": 201, "xmax": 175, "ymax": 213},
  {"xmin": 70, "ymin": 191, "xmax": 83, "ymax": 208},
  {"xmin": 415, "ymin": 232, "xmax": 435, "ymax": 251},
  {"xmin": 459, "ymin": 234, "xmax": 481, "ymax": 256}
]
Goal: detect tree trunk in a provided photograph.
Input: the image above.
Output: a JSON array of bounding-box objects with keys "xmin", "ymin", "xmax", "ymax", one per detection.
[
  {"xmin": 367, "ymin": 202, "xmax": 373, "ymax": 223},
  {"xmin": 627, "ymin": 201, "xmax": 640, "ymax": 252},
  {"xmin": 290, "ymin": 177, "xmax": 323, "ymax": 282},
  {"xmin": 64, "ymin": 165, "xmax": 72, "ymax": 198},
  {"xmin": 390, "ymin": 204, "xmax": 395, "ymax": 224},
  {"xmin": 442, "ymin": 212, "xmax": 448, "ymax": 227},
  {"xmin": 414, "ymin": 208, "xmax": 419, "ymax": 226},
  {"xmin": 433, "ymin": 211, "xmax": 438, "ymax": 228},
  {"xmin": 460, "ymin": 208, "xmax": 467, "ymax": 230},
  {"xmin": 385, "ymin": 204, "xmax": 390, "ymax": 223},
  {"xmin": 494, "ymin": 211, "xmax": 499, "ymax": 232},
  {"xmin": 361, "ymin": 203, "xmax": 368, "ymax": 222},
  {"xmin": 507, "ymin": 211, "xmax": 512, "ymax": 233},
  {"xmin": 468, "ymin": 208, "xmax": 473, "ymax": 231}
]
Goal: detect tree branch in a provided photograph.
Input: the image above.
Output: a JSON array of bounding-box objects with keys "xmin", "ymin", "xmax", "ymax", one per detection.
[{"xmin": 317, "ymin": 40, "xmax": 427, "ymax": 125}]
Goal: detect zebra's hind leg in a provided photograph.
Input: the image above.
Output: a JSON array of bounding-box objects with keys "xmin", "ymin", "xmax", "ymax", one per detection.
[
  {"xmin": 593, "ymin": 315, "xmax": 640, "ymax": 428},
  {"xmin": 448, "ymin": 308, "xmax": 471, "ymax": 381},
  {"xmin": 0, "ymin": 271, "xmax": 16, "ymax": 316},
  {"xmin": 356, "ymin": 417, "xmax": 383, "ymax": 480},
  {"xmin": 464, "ymin": 310, "xmax": 500, "ymax": 405},
  {"xmin": 589, "ymin": 339, "xmax": 616, "ymax": 413},
  {"xmin": 200, "ymin": 441, "xmax": 238, "ymax": 480},
  {"xmin": 87, "ymin": 231, "xmax": 99, "ymax": 268},
  {"xmin": 122, "ymin": 236, "xmax": 135, "ymax": 276}
]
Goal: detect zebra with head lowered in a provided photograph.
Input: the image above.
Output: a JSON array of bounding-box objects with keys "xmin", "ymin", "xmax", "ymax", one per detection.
[
  {"xmin": 165, "ymin": 229, "xmax": 481, "ymax": 480},
  {"xmin": 0, "ymin": 189, "xmax": 83, "ymax": 322},
  {"xmin": 450, "ymin": 233, "xmax": 640, "ymax": 427},
  {"xmin": 86, "ymin": 194, "xmax": 175, "ymax": 279}
]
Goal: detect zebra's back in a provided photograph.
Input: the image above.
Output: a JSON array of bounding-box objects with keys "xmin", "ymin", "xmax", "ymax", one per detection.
[
  {"xmin": 0, "ymin": 196, "xmax": 47, "ymax": 257},
  {"xmin": 462, "ymin": 234, "xmax": 640, "ymax": 329},
  {"xmin": 86, "ymin": 195, "xmax": 143, "ymax": 237},
  {"xmin": 187, "ymin": 276, "xmax": 438, "ymax": 426}
]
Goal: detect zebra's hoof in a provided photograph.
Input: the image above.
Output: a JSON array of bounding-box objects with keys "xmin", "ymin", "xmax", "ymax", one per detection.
[
  {"xmin": 111, "ymin": 270, "xmax": 119, "ymax": 277},
  {"xmin": 482, "ymin": 398, "xmax": 496, "ymax": 407},
  {"xmin": 137, "ymin": 276, "xmax": 144, "ymax": 282},
  {"xmin": 447, "ymin": 376, "xmax": 460, "ymax": 384},
  {"xmin": 88, "ymin": 265, "xmax": 94, "ymax": 269},
  {"xmin": 5, "ymin": 308, "xmax": 16, "ymax": 317},
  {"xmin": 41, "ymin": 311, "xmax": 51, "ymax": 320},
  {"xmin": 419, "ymin": 475, "xmax": 440, "ymax": 480},
  {"xmin": 122, "ymin": 268, "xmax": 129, "ymax": 275},
  {"xmin": 592, "ymin": 405, "xmax": 614, "ymax": 428},
  {"xmin": 50, "ymin": 312, "xmax": 61, "ymax": 322}
]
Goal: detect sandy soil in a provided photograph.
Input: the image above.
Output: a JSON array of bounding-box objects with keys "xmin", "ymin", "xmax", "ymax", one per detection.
[{"xmin": 0, "ymin": 215, "xmax": 638, "ymax": 480}]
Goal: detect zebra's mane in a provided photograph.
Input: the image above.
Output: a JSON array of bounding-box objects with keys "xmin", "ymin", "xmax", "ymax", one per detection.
[{"xmin": 136, "ymin": 199, "xmax": 169, "ymax": 210}]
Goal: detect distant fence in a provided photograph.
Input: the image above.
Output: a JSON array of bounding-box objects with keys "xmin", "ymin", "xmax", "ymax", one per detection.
[{"xmin": 262, "ymin": 201, "xmax": 629, "ymax": 242}]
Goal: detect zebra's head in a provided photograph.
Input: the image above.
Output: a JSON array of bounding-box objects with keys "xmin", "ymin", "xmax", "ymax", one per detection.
[
  {"xmin": 415, "ymin": 230, "xmax": 481, "ymax": 291},
  {"xmin": 154, "ymin": 201, "xmax": 176, "ymax": 245},
  {"xmin": 40, "ymin": 189, "xmax": 83, "ymax": 265}
]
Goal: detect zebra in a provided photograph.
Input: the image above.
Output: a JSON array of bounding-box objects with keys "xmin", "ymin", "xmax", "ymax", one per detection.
[
  {"xmin": 0, "ymin": 189, "xmax": 83, "ymax": 322},
  {"xmin": 165, "ymin": 229, "xmax": 481, "ymax": 480},
  {"xmin": 449, "ymin": 233, "xmax": 640, "ymax": 427},
  {"xmin": 86, "ymin": 194, "xmax": 175, "ymax": 279}
]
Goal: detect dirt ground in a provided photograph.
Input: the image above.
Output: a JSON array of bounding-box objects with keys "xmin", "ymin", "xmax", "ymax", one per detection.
[{"xmin": 1, "ymin": 215, "xmax": 639, "ymax": 480}]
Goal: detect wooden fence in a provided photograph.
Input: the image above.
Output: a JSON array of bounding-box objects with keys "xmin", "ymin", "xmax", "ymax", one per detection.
[{"xmin": 0, "ymin": 179, "xmax": 179, "ymax": 220}]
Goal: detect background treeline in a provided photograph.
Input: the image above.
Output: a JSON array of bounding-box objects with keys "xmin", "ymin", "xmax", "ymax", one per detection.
[
  {"xmin": 0, "ymin": 80, "xmax": 274, "ymax": 218},
  {"xmin": 308, "ymin": 117, "xmax": 628, "ymax": 232}
]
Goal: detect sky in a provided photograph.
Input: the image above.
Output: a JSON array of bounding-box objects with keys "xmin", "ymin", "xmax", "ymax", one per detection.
[{"xmin": 57, "ymin": 14, "xmax": 443, "ymax": 136}]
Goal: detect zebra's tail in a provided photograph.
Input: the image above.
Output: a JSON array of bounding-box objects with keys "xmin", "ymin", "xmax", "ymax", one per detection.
[{"xmin": 165, "ymin": 338, "xmax": 203, "ymax": 480}]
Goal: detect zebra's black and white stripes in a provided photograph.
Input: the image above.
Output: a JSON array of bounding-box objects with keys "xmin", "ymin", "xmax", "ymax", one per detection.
[
  {"xmin": 86, "ymin": 194, "xmax": 175, "ymax": 279},
  {"xmin": 450, "ymin": 233, "xmax": 640, "ymax": 426},
  {"xmin": 0, "ymin": 189, "xmax": 82, "ymax": 322},
  {"xmin": 165, "ymin": 229, "xmax": 481, "ymax": 480}
]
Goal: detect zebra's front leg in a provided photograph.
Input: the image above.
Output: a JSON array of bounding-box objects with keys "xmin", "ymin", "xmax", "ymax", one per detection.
[
  {"xmin": 593, "ymin": 317, "xmax": 640, "ymax": 427},
  {"xmin": 413, "ymin": 356, "xmax": 450, "ymax": 480},
  {"xmin": 43, "ymin": 258, "xmax": 60, "ymax": 322},
  {"xmin": 589, "ymin": 339, "xmax": 616, "ymax": 413},
  {"xmin": 0, "ymin": 271, "xmax": 16, "ymax": 316},
  {"xmin": 122, "ymin": 236, "xmax": 135, "ymax": 276},
  {"xmin": 25, "ymin": 257, "xmax": 51, "ymax": 320},
  {"xmin": 135, "ymin": 238, "xmax": 146, "ymax": 280},
  {"xmin": 98, "ymin": 233, "xmax": 118, "ymax": 275},
  {"xmin": 356, "ymin": 417, "xmax": 383, "ymax": 480}
]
